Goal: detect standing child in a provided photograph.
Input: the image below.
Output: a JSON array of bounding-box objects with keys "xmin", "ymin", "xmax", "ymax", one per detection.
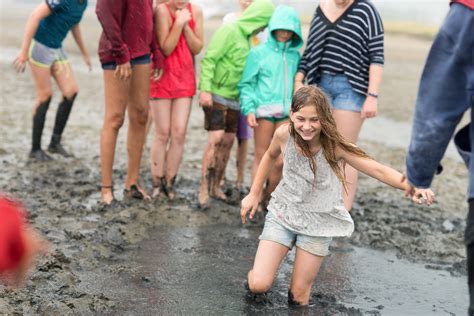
[
  {"xmin": 238, "ymin": 5, "xmax": 302, "ymax": 210},
  {"xmin": 198, "ymin": 0, "xmax": 275, "ymax": 207},
  {"xmin": 220, "ymin": 0, "xmax": 268, "ymax": 197},
  {"xmin": 149, "ymin": 0, "xmax": 203, "ymax": 200},
  {"xmin": 13, "ymin": 0, "xmax": 90, "ymax": 161},
  {"xmin": 96, "ymin": 0, "xmax": 164, "ymax": 205},
  {"xmin": 241, "ymin": 86, "xmax": 434, "ymax": 306}
]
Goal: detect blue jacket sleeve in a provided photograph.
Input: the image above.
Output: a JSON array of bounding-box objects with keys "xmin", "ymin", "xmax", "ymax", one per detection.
[{"xmin": 238, "ymin": 49, "xmax": 260, "ymax": 116}]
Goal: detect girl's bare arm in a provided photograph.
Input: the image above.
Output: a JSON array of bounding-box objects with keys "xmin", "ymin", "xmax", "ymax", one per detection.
[
  {"xmin": 13, "ymin": 3, "xmax": 51, "ymax": 72},
  {"xmin": 71, "ymin": 24, "xmax": 91, "ymax": 69},
  {"xmin": 183, "ymin": 5, "xmax": 203, "ymax": 55},
  {"xmin": 157, "ymin": 4, "xmax": 184, "ymax": 56},
  {"xmin": 336, "ymin": 146, "xmax": 434, "ymax": 204}
]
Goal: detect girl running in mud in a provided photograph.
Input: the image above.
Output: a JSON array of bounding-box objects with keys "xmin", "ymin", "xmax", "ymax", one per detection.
[
  {"xmin": 149, "ymin": 0, "xmax": 203, "ymax": 200},
  {"xmin": 13, "ymin": 0, "xmax": 90, "ymax": 161},
  {"xmin": 238, "ymin": 5, "xmax": 302, "ymax": 210},
  {"xmin": 96, "ymin": 0, "xmax": 164, "ymax": 205},
  {"xmin": 240, "ymin": 86, "xmax": 434, "ymax": 306}
]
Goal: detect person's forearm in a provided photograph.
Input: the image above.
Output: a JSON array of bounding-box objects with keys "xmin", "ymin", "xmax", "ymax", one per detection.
[
  {"xmin": 367, "ymin": 64, "xmax": 383, "ymax": 96},
  {"xmin": 20, "ymin": 16, "xmax": 41, "ymax": 54},
  {"xmin": 161, "ymin": 22, "xmax": 184, "ymax": 56},
  {"xmin": 294, "ymin": 71, "xmax": 305, "ymax": 85},
  {"xmin": 249, "ymin": 151, "xmax": 277, "ymax": 196},
  {"xmin": 71, "ymin": 24, "xmax": 88, "ymax": 57},
  {"xmin": 183, "ymin": 25, "xmax": 202, "ymax": 55}
]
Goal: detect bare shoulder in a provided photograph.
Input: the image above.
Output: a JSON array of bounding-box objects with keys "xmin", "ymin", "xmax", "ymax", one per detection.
[
  {"xmin": 157, "ymin": 3, "xmax": 168, "ymax": 16},
  {"xmin": 191, "ymin": 3, "xmax": 203, "ymax": 16},
  {"xmin": 274, "ymin": 123, "xmax": 290, "ymax": 143}
]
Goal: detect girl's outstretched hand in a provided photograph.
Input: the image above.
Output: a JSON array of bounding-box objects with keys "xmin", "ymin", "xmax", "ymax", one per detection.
[
  {"xmin": 13, "ymin": 51, "xmax": 28, "ymax": 73},
  {"xmin": 402, "ymin": 175, "xmax": 435, "ymax": 205},
  {"xmin": 240, "ymin": 193, "xmax": 259, "ymax": 224}
]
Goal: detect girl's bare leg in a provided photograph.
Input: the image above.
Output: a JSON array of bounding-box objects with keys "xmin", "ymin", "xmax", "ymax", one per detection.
[
  {"xmin": 100, "ymin": 70, "xmax": 130, "ymax": 204},
  {"xmin": 332, "ymin": 109, "xmax": 364, "ymax": 211},
  {"xmin": 125, "ymin": 63, "xmax": 151, "ymax": 198},
  {"xmin": 247, "ymin": 240, "xmax": 289, "ymax": 293},
  {"xmin": 150, "ymin": 98, "xmax": 172, "ymax": 192},
  {"xmin": 199, "ymin": 130, "xmax": 225, "ymax": 206},
  {"xmin": 212, "ymin": 132, "xmax": 235, "ymax": 200},
  {"xmin": 167, "ymin": 97, "xmax": 192, "ymax": 183},
  {"xmin": 236, "ymin": 138, "xmax": 248, "ymax": 187},
  {"xmin": 288, "ymin": 247, "xmax": 325, "ymax": 305},
  {"xmin": 50, "ymin": 62, "xmax": 79, "ymax": 154}
]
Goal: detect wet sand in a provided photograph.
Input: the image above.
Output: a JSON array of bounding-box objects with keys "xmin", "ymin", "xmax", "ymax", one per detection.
[{"xmin": 0, "ymin": 4, "xmax": 469, "ymax": 315}]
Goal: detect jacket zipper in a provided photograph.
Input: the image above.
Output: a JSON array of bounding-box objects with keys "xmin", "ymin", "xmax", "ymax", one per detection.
[{"xmin": 283, "ymin": 42, "xmax": 288, "ymax": 112}]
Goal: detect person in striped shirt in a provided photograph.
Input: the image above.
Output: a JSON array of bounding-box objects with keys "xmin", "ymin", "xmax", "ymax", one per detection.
[{"xmin": 294, "ymin": 0, "xmax": 384, "ymax": 211}]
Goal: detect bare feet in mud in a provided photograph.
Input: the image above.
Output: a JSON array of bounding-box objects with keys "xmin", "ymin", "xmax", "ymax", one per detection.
[
  {"xmin": 211, "ymin": 186, "xmax": 227, "ymax": 202},
  {"xmin": 100, "ymin": 185, "xmax": 114, "ymax": 205},
  {"xmin": 124, "ymin": 184, "xmax": 151, "ymax": 201}
]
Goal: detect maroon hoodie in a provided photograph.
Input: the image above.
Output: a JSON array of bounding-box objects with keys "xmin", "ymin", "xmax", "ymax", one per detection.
[{"xmin": 96, "ymin": 0, "xmax": 164, "ymax": 68}]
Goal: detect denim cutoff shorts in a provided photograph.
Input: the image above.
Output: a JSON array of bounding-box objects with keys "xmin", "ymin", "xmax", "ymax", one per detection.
[
  {"xmin": 259, "ymin": 212, "xmax": 332, "ymax": 257},
  {"xmin": 101, "ymin": 54, "xmax": 150, "ymax": 70},
  {"xmin": 318, "ymin": 73, "xmax": 366, "ymax": 112}
]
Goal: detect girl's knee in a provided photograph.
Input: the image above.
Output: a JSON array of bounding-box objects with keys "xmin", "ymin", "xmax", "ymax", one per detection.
[
  {"xmin": 248, "ymin": 271, "xmax": 272, "ymax": 294},
  {"xmin": 36, "ymin": 91, "xmax": 53, "ymax": 103},
  {"xmin": 106, "ymin": 113, "xmax": 125, "ymax": 131},
  {"xmin": 154, "ymin": 129, "xmax": 170, "ymax": 144},
  {"xmin": 171, "ymin": 130, "xmax": 186, "ymax": 146}
]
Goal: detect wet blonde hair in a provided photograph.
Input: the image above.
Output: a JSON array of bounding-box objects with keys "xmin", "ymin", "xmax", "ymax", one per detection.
[{"xmin": 289, "ymin": 85, "xmax": 370, "ymax": 190}]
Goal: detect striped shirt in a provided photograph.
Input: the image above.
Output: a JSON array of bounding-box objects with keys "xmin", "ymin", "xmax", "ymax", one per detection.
[{"xmin": 298, "ymin": 0, "xmax": 384, "ymax": 95}]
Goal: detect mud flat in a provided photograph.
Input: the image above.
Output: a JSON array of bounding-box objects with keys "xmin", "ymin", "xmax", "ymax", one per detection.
[{"xmin": 0, "ymin": 4, "xmax": 469, "ymax": 315}]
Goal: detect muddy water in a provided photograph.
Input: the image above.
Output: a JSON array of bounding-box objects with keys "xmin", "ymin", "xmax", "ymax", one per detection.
[{"xmin": 78, "ymin": 222, "xmax": 466, "ymax": 315}]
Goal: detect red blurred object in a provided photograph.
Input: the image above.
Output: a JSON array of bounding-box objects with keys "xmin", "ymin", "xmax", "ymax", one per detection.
[{"xmin": 0, "ymin": 197, "xmax": 26, "ymax": 273}]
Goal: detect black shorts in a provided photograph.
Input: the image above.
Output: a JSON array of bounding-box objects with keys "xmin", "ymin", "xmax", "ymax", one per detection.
[{"xmin": 203, "ymin": 101, "xmax": 239, "ymax": 133}]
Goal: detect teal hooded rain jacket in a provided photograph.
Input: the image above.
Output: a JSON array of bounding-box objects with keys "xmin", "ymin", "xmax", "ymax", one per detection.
[{"xmin": 238, "ymin": 5, "xmax": 303, "ymax": 118}]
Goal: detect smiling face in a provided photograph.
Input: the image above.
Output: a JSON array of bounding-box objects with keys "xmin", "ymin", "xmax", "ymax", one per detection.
[
  {"xmin": 274, "ymin": 29, "xmax": 294, "ymax": 43},
  {"xmin": 290, "ymin": 105, "xmax": 322, "ymax": 142}
]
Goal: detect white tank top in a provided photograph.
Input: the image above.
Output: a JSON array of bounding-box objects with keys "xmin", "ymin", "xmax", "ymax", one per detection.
[{"xmin": 267, "ymin": 135, "xmax": 354, "ymax": 237}]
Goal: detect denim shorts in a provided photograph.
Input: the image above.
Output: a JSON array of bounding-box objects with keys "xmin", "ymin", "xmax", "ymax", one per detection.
[
  {"xmin": 101, "ymin": 54, "xmax": 150, "ymax": 70},
  {"xmin": 318, "ymin": 73, "xmax": 366, "ymax": 113},
  {"xmin": 259, "ymin": 212, "xmax": 332, "ymax": 257}
]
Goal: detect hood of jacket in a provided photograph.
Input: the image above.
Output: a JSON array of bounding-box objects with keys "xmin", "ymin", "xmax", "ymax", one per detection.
[
  {"xmin": 267, "ymin": 5, "xmax": 303, "ymax": 51},
  {"xmin": 236, "ymin": 0, "xmax": 275, "ymax": 36}
]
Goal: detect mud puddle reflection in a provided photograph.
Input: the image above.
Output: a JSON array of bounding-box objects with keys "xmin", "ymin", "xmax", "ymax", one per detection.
[{"xmin": 79, "ymin": 223, "xmax": 467, "ymax": 315}]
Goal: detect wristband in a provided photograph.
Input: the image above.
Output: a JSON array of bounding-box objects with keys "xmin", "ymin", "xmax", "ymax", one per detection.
[{"xmin": 367, "ymin": 92, "xmax": 378, "ymax": 99}]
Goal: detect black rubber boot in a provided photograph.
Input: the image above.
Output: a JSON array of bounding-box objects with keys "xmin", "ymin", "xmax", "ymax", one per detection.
[
  {"xmin": 466, "ymin": 200, "xmax": 474, "ymax": 316},
  {"xmin": 30, "ymin": 97, "xmax": 53, "ymax": 161},
  {"xmin": 48, "ymin": 93, "xmax": 77, "ymax": 157}
]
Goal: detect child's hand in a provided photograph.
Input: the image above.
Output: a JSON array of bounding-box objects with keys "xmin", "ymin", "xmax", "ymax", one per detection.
[
  {"xmin": 240, "ymin": 193, "xmax": 259, "ymax": 224},
  {"xmin": 13, "ymin": 51, "xmax": 28, "ymax": 73},
  {"xmin": 402, "ymin": 175, "xmax": 435, "ymax": 205},
  {"xmin": 175, "ymin": 8, "xmax": 191, "ymax": 26},
  {"xmin": 247, "ymin": 113, "xmax": 258, "ymax": 128},
  {"xmin": 151, "ymin": 68, "xmax": 164, "ymax": 81},
  {"xmin": 409, "ymin": 188, "xmax": 435, "ymax": 205},
  {"xmin": 82, "ymin": 54, "xmax": 92, "ymax": 71},
  {"xmin": 199, "ymin": 92, "xmax": 212, "ymax": 107}
]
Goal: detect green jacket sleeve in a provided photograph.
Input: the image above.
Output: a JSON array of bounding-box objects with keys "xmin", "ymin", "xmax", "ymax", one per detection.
[
  {"xmin": 199, "ymin": 27, "xmax": 230, "ymax": 92},
  {"xmin": 238, "ymin": 48, "xmax": 260, "ymax": 116}
]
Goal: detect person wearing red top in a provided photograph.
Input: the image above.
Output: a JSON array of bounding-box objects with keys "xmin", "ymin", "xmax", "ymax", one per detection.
[
  {"xmin": 0, "ymin": 197, "xmax": 48, "ymax": 286},
  {"xmin": 149, "ymin": 0, "xmax": 203, "ymax": 200},
  {"xmin": 96, "ymin": 0, "xmax": 164, "ymax": 205}
]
